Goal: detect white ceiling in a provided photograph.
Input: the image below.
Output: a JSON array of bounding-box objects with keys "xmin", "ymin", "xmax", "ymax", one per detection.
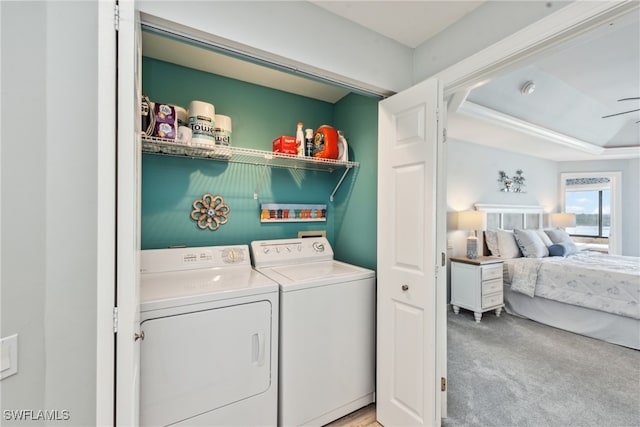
[{"xmin": 310, "ymin": 1, "xmax": 484, "ymax": 48}]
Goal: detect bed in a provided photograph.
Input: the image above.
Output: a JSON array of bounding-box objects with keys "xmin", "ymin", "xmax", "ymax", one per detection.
[{"xmin": 475, "ymin": 204, "xmax": 640, "ymax": 350}]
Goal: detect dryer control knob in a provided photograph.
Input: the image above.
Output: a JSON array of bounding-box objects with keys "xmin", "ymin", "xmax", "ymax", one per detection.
[{"xmin": 312, "ymin": 242, "xmax": 325, "ymax": 252}]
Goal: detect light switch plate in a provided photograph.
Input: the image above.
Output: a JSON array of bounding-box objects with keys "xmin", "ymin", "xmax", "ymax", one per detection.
[{"xmin": 1, "ymin": 334, "xmax": 18, "ymax": 380}]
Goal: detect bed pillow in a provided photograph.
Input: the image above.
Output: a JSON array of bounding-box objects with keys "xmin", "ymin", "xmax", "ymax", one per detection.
[
  {"xmin": 545, "ymin": 228, "xmax": 573, "ymax": 244},
  {"xmin": 548, "ymin": 241, "xmax": 578, "ymax": 257},
  {"xmin": 496, "ymin": 230, "xmax": 522, "ymax": 259},
  {"xmin": 485, "ymin": 231, "xmax": 500, "ymax": 257},
  {"xmin": 513, "ymin": 229, "xmax": 549, "ymax": 258},
  {"xmin": 535, "ymin": 229, "xmax": 554, "ymax": 247}
]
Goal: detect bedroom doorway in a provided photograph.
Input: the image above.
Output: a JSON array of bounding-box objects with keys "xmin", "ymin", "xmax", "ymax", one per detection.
[{"xmin": 436, "ymin": 1, "xmax": 638, "ymax": 424}]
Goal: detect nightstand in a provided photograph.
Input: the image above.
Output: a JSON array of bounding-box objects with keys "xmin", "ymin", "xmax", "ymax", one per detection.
[{"xmin": 450, "ymin": 256, "xmax": 504, "ymax": 322}]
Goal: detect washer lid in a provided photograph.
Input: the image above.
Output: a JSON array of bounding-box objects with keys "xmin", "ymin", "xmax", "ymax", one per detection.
[
  {"xmin": 140, "ymin": 266, "xmax": 278, "ymax": 312},
  {"xmin": 258, "ymin": 260, "xmax": 375, "ymax": 291}
]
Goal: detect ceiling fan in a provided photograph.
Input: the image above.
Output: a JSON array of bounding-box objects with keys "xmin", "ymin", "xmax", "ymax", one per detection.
[{"xmin": 602, "ymin": 97, "xmax": 640, "ymax": 123}]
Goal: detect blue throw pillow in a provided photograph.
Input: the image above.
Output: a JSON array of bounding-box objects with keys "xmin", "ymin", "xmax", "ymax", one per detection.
[{"xmin": 548, "ymin": 241, "xmax": 578, "ymax": 257}]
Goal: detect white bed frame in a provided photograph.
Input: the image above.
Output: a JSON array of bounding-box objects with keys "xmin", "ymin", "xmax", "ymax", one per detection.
[{"xmin": 475, "ymin": 203, "xmax": 639, "ymax": 350}]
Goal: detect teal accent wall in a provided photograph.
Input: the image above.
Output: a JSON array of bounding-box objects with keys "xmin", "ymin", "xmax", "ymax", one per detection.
[
  {"xmin": 141, "ymin": 57, "xmax": 378, "ymax": 269},
  {"xmin": 332, "ymin": 94, "xmax": 379, "ymax": 270}
]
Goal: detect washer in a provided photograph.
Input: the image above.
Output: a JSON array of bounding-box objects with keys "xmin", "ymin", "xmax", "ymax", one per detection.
[
  {"xmin": 139, "ymin": 245, "xmax": 278, "ymax": 427},
  {"xmin": 251, "ymin": 237, "xmax": 375, "ymax": 427}
]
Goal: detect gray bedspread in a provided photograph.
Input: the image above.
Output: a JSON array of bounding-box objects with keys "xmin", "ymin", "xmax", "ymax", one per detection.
[{"xmin": 504, "ymin": 251, "xmax": 640, "ymax": 320}]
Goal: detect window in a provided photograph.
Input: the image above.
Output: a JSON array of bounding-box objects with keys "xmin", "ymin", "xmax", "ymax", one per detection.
[
  {"xmin": 564, "ymin": 189, "xmax": 610, "ymax": 237},
  {"xmin": 560, "ymin": 172, "xmax": 621, "ymax": 255}
]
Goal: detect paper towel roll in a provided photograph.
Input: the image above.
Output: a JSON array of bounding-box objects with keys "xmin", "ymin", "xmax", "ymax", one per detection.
[
  {"xmin": 214, "ymin": 114, "xmax": 232, "ymax": 146},
  {"xmin": 188, "ymin": 100, "xmax": 215, "ymax": 145}
]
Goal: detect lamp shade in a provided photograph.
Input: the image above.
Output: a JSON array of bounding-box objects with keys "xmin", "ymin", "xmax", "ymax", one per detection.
[
  {"xmin": 551, "ymin": 213, "xmax": 576, "ymax": 228},
  {"xmin": 458, "ymin": 210, "xmax": 487, "ymax": 231}
]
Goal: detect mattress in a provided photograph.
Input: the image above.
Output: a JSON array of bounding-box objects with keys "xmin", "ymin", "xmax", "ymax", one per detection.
[{"xmin": 503, "ymin": 251, "xmax": 640, "ymax": 320}]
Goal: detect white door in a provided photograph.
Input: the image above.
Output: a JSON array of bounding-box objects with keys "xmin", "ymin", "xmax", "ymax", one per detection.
[
  {"xmin": 376, "ymin": 78, "xmax": 444, "ymax": 426},
  {"xmin": 116, "ymin": 1, "xmax": 142, "ymax": 425}
]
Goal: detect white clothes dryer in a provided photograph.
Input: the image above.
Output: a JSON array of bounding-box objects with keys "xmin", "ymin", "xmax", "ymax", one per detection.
[
  {"xmin": 251, "ymin": 237, "xmax": 375, "ymax": 427},
  {"xmin": 139, "ymin": 245, "xmax": 278, "ymax": 427}
]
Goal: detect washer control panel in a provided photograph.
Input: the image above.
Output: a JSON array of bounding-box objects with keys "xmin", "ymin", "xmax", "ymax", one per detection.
[
  {"xmin": 251, "ymin": 237, "xmax": 334, "ymax": 267},
  {"xmin": 141, "ymin": 245, "xmax": 249, "ymax": 273}
]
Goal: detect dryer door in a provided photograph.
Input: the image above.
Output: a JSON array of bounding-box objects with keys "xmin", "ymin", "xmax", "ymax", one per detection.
[{"xmin": 139, "ymin": 300, "xmax": 272, "ymax": 426}]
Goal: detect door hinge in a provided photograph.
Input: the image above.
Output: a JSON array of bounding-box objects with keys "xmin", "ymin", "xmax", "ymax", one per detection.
[
  {"xmin": 113, "ymin": 307, "xmax": 118, "ymax": 334},
  {"xmin": 114, "ymin": 3, "xmax": 120, "ymax": 32},
  {"xmin": 443, "ymin": 128, "xmax": 447, "ymax": 142},
  {"xmin": 441, "ymin": 377, "xmax": 447, "ymax": 392}
]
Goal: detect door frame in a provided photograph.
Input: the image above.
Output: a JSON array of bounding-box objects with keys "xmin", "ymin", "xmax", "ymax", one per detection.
[
  {"xmin": 96, "ymin": 0, "xmax": 116, "ymax": 425},
  {"xmin": 115, "ymin": 1, "xmax": 142, "ymax": 426},
  {"xmin": 433, "ymin": 0, "xmax": 636, "ymax": 422}
]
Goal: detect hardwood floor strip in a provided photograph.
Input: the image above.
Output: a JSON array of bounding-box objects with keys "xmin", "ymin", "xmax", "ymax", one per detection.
[{"xmin": 324, "ymin": 404, "xmax": 381, "ymax": 427}]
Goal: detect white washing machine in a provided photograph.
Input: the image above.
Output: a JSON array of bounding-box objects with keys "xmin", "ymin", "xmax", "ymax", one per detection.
[
  {"xmin": 251, "ymin": 237, "xmax": 376, "ymax": 427},
  {"xmin": 139, "ymin": 245, "xmax": 279, "ymax": 427}
]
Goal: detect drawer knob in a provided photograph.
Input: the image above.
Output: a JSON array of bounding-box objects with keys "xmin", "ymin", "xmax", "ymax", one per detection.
[{"xmin": 401, "ymin": 284, "xmax": 409, "ymax": 291}]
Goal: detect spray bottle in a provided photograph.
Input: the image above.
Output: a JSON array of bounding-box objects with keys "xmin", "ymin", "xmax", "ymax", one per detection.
[
  {"xmin": 296, "ymin": 122, "xmax": 305, "ymax": 157},
  {"xmin": 305, "ymin": 128, "xmax": 314, "ymax": 156}
]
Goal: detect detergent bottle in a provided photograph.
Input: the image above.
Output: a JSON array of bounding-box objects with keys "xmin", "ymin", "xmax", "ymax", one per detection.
[{"xmin": 312, "ymin": 125, "xmax": 339, "ymax": 159}]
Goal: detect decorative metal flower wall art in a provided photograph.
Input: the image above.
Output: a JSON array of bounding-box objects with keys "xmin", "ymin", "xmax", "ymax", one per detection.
[
  {"xmin": 191, "ymin": 194, "xmax": 230, "ymax": 231},
  {"xmin": 498, "ymin": 169, "xmax": 526, "ymax": 193}
]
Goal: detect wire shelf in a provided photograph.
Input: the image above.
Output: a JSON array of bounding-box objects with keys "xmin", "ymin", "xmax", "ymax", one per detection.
[{"xmin": 141, "ymin": 136, "xmax": 359, "ymax": 172}]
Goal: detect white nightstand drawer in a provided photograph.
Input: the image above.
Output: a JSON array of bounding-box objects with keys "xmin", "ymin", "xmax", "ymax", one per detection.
[
  {"xmin": 482, "ymin": 265, "xmax": 502, "ymax": 281},
  {"xmin": 482, "ymin": 278, "xmax": 502, "ymax": 295},
  {"xmin": 482, "ymin": 292, "xmax": 502, "ymax": 309}
]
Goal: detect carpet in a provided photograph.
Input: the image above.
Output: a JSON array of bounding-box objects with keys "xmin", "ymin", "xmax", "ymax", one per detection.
[{"xmin": 443, "ymin": 309, "xmax": 640, "ymax": 427}]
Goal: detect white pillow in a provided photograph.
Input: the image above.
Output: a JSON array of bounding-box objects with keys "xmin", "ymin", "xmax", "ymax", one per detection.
[
  {"xmin": 513, "ymin": 229, "xmax": 549, "ymax": 258},
  {"xmin": 496, "ymin": 230, "xmax": 522, "ymax": 259},
  {"xmin": 485, "ymin": 231, "xmax": 500, "ymax": 256},
  {"xmin": 535, "ymin": 229, "xmax": 554, "ymax": 247},
  {"xmin": 545, "ymin": 228, "xmax": 573, "ymax": 244}
]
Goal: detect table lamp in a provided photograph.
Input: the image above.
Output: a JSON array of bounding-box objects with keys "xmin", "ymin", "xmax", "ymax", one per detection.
[
  {"xmin": 550, "ymin": 213, "xmax": 576, "ymax": 229},
  {"xmin": 458, "ymin": 210, "xmax": 487, "ymax": 259}
]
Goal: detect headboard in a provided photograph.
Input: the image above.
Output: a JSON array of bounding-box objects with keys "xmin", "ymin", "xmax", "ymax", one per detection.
[{"xmin": 474, "ymin": 204, "xmax": 546, "ymax": 256}]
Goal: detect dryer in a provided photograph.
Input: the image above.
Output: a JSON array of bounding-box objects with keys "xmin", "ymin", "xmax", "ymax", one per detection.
[
  {"xmin": 139, "ymin": 245, "xmax": 278, "ymax": 426},
  {"xmin": 251, "ymin": 237, "xmax": 375, "ymax": 427}
]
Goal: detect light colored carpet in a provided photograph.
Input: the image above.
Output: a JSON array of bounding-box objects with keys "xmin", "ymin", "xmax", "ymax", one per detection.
[{"xmin": 444, "ymin": 309, "xmax": 640, "ymax": 427}]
